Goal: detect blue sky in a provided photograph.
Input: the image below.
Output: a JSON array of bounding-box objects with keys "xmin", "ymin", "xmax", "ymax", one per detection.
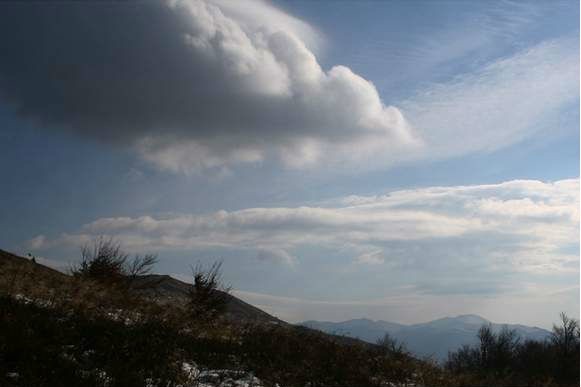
[{"xmin": 0, "ymin": 0, "xmax": 578, "ymax": 328}]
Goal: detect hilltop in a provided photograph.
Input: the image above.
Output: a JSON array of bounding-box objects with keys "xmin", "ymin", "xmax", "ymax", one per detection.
[
  {"xmin": 0, "ymin": 248, "xmax": 441, "ymax": 387},
  {"xmin": 0, "ymin": 249, "xmax": 282, "ymax": 324}
]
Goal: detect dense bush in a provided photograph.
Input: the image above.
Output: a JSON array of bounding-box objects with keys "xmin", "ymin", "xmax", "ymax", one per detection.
[
  {"xmin": 0, "ymin": 293, "xmax": 441, "ymax": 387},
  {"xmin": 0, "ymin": 296, "xmax": 182, "ymax": 387},
  {"xmin": 445, "ymin": 315, "xmax": 580, "ymax": 387}
]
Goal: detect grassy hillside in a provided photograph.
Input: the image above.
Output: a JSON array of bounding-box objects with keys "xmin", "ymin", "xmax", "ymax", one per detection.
[
  {"xmin": 0, "ymin": 249, "xmax": 448, "ymax": 387},
  {"xmin": 0, "ymin": 249, "xmax": 577, "ymax": 387},
  {"xmin": 0, "ymin": 249, "xmax": 280, "ymax": 324},
  {"xmin": 131, "ymin": 273, "xmax": 284, "ymax": 324}
]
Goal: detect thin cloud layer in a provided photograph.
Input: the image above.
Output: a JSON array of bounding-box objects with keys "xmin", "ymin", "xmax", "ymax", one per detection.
[
  {"xmin": 0, "ymin": 0, "xmax": 418, "ymax": 173},
  {"xmin": 29, "ymin": 178, "xmax": 579, "ymax": 274},
  {"xmin": 401, "ymin": 38, "xmax": 579, "ymax": 160}
]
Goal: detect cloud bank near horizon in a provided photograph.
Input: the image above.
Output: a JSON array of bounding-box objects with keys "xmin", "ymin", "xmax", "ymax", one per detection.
[
  {"xmin": 231, "ymin": 284, "xmax": 579, "ymax": 326},
  {"xmin": 28, "ymin": 178, "xmax": 579, "ymax": 276},
  {"xmin": 0, "ymin": 1, "xmax": 577, "ymax": 174}
]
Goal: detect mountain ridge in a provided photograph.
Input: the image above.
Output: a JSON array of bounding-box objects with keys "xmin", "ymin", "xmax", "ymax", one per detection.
[{"xmin": 301, "ymin": 314, "xmax": 551, "ymax": 361}]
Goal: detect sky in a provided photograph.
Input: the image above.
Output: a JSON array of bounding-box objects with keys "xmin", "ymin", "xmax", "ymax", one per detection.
[{"xmin": 0, "ymin": 0, "xmax": 578, "ymax": 329}]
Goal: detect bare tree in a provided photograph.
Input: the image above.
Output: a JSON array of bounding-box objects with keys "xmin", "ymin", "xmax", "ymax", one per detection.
[
  {"xmin": 494, "ymin": 326, "xmax": 519, "ymax": 370},
  {"xmin": 377, "ymin": 332, "xmax": 407, "ymax": 355},
  {"xmin": 477, "ymin": 324, "xmax": 495, "ymax": 368},
  {"xmin": 551, "ymin": 312, "xmax": 579, "ymax": 357},
  {"xmin": 477, "ymin": 324, "xmax": 519, "ymax": 370}
]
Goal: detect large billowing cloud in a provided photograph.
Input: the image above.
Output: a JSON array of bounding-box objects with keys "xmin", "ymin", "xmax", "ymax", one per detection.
[
  {"xmin": 0, "ymin": 0, "xmax": 418, "ymax": 173},
  {"xmin": 0, "ymin": 1, "xmax": 576, "ymax": 173},
  {"xmin": 29, "ymin": 178, "xmax": 579, "ymax": 273}
]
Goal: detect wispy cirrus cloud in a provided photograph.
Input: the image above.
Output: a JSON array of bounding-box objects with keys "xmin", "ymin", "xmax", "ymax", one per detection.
[
  {"xmin": 354, "ymin": 250, "xmax": 385, "ymax": 265},
  {"xmin": 400, "ymin": 37, "xmax": 579, "ymax": 162},
  {"xmin": 357, "ymin": 0, "xmax": 546, "ymax": 86}
]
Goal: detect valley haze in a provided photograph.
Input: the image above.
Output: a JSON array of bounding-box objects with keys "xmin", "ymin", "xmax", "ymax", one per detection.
[{"xmin": 301, "ymin": 315, "xmax": 551, "ymax": 361}]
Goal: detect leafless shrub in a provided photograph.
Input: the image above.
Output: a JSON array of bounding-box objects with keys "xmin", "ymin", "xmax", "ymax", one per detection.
[
  {"xmin": 126, "ymin": 253, "xmax": 158, "ymax": 278},
  {"xmin": 187, "ymin": 261, "xmax": 231, "ymax": 323},
  {"xmin": 71, "ymin": 237, "xmax": 157, "ymax": 286}
]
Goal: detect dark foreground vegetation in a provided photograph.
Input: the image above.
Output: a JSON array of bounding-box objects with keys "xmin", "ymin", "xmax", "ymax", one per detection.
[
  {"xmin": 0, "ymin": 241, "xmax": 578, "ymax": 387},
  {"xmin": 445, "ymin": 313, "xmax": 579, "ymax": 386}
]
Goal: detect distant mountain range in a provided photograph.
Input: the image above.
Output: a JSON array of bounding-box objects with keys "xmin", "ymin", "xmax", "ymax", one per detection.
[{"xmin": 301, "ymin": 315, "xmax": 551, "ymax": 361}]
